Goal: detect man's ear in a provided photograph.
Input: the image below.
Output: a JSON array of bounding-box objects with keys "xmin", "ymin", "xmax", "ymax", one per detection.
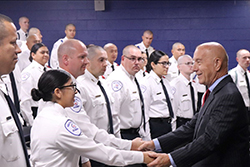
[{"xmin": 214, "ymin": 58, "xmax": 222, "ymax": 71}]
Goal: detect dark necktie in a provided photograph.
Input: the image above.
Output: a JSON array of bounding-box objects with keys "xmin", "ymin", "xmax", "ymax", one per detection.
[
  {"xmin": 43, "ymin": 67, "xmax": 47, "ymax": 72},
  {"xmin": 9, "ymin": 72, "xmax": 20, "ymax": 113},
  {"xmin": 134, "ymin": 77, "xmax": 146, "ymax": 130},
  {"xmin": 202, "ymin": 89, "xmax": 210, "ymax": 107},
  {"xmin": 189, "ymin": 82, "xmax": 196, "ymax": 115},
  {"xmin": 145, "ymin": 49, "xmax": 149, "ymax": 59},
  {"xmin": 97, "ymin": 81, "xmax": 114, "ymax": 134},
  {"xmin": 111, "ymin": 64, "xmax": 115, "ymax": 71},
  {"xmin": 245, "ymin": 71, "xmax": 250, "ymax": 99},
  {"xmin": 160, "ymin": 79, "xmax": 174, "ymax": 118},
  {"xmin": 3, "ymin": 93, "xmax": 30, "ymax": 167}
]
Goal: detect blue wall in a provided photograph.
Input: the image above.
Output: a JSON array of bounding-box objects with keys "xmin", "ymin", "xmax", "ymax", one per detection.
[{"xmin": 1, "ymin": 0, "xmax": 250, "ymax": 69}]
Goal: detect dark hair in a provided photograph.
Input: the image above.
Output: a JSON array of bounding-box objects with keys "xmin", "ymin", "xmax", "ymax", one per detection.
[
  {"xmin": 0, "ymin": 14, "xmax": 13, "ymax": 45},
  {"xmin": 146, "ymin": 50, "xmax": 167, "ymax": 72},
  {"xmin": 31, "ymin": 70, "xmax": 71, "ymax": 101},
  {"xmin": 29, "ymin": 43, "xmax": 46, "ymax": 62}
]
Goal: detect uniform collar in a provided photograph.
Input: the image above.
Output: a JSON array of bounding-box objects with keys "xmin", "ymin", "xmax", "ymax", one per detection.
[
  {"xmin": 121, "ymin": 65, "xmax": 135, "ymax": 80},
  {"xmin": 85, "ymin": 69, "xmax": 99, "ymax": 84},
  {"xmin": 169, "ymin": 56, "xmax": 177, "ymax": 64},
  {"xmin": 140, "ymin": 41, "xmax": 151, "ymax": 50},
  {"xmin": 33, "ymin": 60, "xmax": 46, "ymax": 72},
  {"xmin": 179, "ymin": 73, "xmax": 191, "ymax": 86},
  {"xmin": 0, "ymin": 77, "xmax": 8, "ymax": 95},
  {"xmin": 150, "ymin": 70, "xmax": 161, "ymax": 84},
  {"xmin": 58, "ymin": 67, "xmax": 77, "ymax": 83},
  {"xmin": 236, "ymin": 64, "xmax": 247, "ymax": 75}
]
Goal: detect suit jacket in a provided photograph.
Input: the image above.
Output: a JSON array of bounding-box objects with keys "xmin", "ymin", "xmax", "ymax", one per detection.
[{"xmin": 158, "ymin": 75, "xmax": 249, "ymax": 167}]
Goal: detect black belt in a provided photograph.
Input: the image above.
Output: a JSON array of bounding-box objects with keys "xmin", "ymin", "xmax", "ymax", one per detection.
[
  {"xmin": 177, "ymin": 116, "xmax": 191, "ymax": 122},
  {"xmin": 120, "ymin": 128, "xmax": 140, "ymax": 134},
  {"xmin": 150, "ymin": 117, "xmax": 172, "ymax": 124}
]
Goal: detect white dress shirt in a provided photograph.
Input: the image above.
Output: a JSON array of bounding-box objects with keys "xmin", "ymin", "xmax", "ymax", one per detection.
[
  {"xmin": 31, "ymin": 102, "xmax": 143, "ymax": 167},
  {"xmin": 106, "ymin": 65, "xmax": 151, "ymax": 140},
  {"xmin": 0, "ymin": 79, "xmax": 26, "ymax": 167},
  {"xmin": 20, "ymin": 60, "xmax": 47, "ymax": 126},
  {"xmin": 77, "ymin": 70, "xmax": 120, "ymax": 137},
  {"xmin": 167, "ymin": 56, "xmax": 179, "ymax": 81},
  {"xmin": 16, "ymin": 28, "xmax": 27, "ymax": 41},
  {"xmin": 135, "ymin": 41, "xmax": 154, "ymax": 56},
  {"xmin": 229, "ymin": 64, "xmax": 250, "ymax": 107},
  {"xmin": 103, "ymin": 61, "xmax": 119, "ymax": 79},
  {"xmin": 50, "ymin": 36, "xmax": 68, "ymax": 69}
]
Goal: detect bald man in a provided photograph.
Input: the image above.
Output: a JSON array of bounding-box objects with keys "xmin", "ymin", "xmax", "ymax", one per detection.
[
  {"xmin": 17, "ymin": 16, "xmax": 29, "ymax": 41},
  {"xmin": 138, "ymin": 42, "xmax": 249, "ymax": 167},
  {"xmin": 135, "ymin": 30, "xmax": 154, "ymax": 58},
  {"xmin": 50, "ymin": 23, "xmax": 76, "ymax": 69}
]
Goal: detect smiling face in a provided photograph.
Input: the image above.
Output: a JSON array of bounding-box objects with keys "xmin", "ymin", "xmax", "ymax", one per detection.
[
  {"xmin": 32, "ymin": 46, "xmax": 49, "ymax": 66},
  {"xmin": 0, "ymin": 21, "xmax": 21, "ymax": 76}
]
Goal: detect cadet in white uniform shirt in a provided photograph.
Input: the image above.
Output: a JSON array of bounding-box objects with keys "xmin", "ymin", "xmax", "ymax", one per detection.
[
  {"xmin": 103, "ymin": 43, "xmax": 119, "ymax": 79},
  {"xmin": 55, "ymin": 39, "xmax": 153, "ymax": 167},
  {"xmin": 16, "ymin": 16, "xmax": 29, "ymax": 41},
  {"xmin": 20, "ymin": 43, "xmax": 49, "ymax": 126},
  {"xmin": 31, "ymin": 70, "xmax": 154, "ymax": 167},
  {"xmin": 77, "ymin": 45, "xmax": 120, "ymax": 136},
  {"xmin": 141, "ymin": 50, "xmax": 174, "ymax": 139},
  {"xmin": 170, "ymin": 55, "xmax": 198, "ymax": 129},
  {"xmin": 167, "ymin": 42, "xmax": 185, "ymax": 81},
  {"xmin": 0, "ymin": 14, "xmax": 30, "ymax": 167},
  {"xmin": 136, "ymin": 52, "xmax": 148, "ymax": 81},
  {"xmin": 135, "ymin": 30, "xmax": 154, "ymax": 58},
  {"xmin": 106, "ymin": 45, "xmax": 151, "ymax": 142},
  {"xmin": 50, "ymin": 23, "xmax": 76, "ymax": 69}
]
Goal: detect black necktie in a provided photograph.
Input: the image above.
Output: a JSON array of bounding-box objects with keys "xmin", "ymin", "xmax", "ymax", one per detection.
[
  {"xmin": 111, "ymin": 64, "xmax": 115, "ymax": 71},
  {"xmin": 97, "ymin": 81, "xmax": 114, "ymax": 134},
  {"xmin": 189, "ymin": 82, "xmax": 196, "ymax": 115},
  {"xmin": 43, "ymin": 67, "xmax": 47, "ymax": 72},
  {"xmin": 160, "ymin": 79, "xmax": 174, "ymax": 118},
  {"xmin": 25, "ymin": 33, "xmax": 28, "ymax": 37},
  {"xmin": 9, "ymin": 72, "xmax": 20, "ymax": 113},
  {"xmin": 245, "ymin": 71, "xmax": 250, "ymax": 99},
  {"xmin": 134, "ymin": 77, "xmax": 146, "ymax": 130},
  {"xmin": 145, "ymin": 49, "xmax": 149, "ymax": 59},
  {"xmin": 3, "ymin": 93, "xmax": 30, "ymax": 167}
]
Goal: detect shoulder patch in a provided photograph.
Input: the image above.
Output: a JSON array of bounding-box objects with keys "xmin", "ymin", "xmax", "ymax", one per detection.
[
  {"xmin": 21, "ymin": 72, "xmax": 30, "ymax": 81},
  {"xmin": 111, "ymin": 80, "xmax": 123, "ymax": 92},
  {"xmin": 171, "ymin": 86, "xmax": 176, "ymax": 95},
  {"xmin": 64, "ymin": 119, "xmax": 81, "ymax": 136},
  {"xmin": 70, "ymin": 96, "xmax": 82, "ymax": 113},
  {"xmin": 140, "ymin": 84, "xmax": 147, "ymax": 93}
]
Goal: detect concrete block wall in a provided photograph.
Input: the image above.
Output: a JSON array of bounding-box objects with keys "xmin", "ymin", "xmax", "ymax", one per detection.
[{"xmin": 1, "ymin": 0, "xmax": 250, "ymax": 69}]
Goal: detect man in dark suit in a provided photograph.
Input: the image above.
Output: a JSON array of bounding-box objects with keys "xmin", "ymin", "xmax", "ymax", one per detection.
[{"xmin": 138, "ymin": 42, "xmax": 249, "ymax": 167}]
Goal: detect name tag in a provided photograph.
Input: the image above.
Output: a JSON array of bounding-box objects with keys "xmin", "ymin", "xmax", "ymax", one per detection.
[
  {"xmin": 156, "ymin": 92, "xmax": 161, "ymax": 95},
  {"xmin": 95, "ymin": 95, "xmax": 101, "ymax": 98},
  {"xmin": 182, "ymin": 94, "xmax": 188, "ymax": 97},
  {"xmin": 133, "ymin": 91, "xmax": 137, "ymax": 94}
]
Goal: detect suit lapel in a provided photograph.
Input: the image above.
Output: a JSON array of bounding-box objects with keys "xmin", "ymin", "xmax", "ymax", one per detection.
[{"xmin": 194, "ymin": 75, "xmax": 232, "ymax": 138}]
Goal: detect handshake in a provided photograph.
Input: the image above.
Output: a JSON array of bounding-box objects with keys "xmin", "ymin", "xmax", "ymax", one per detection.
[{"xmin": 131, "ymin": 138, "xmax": 171, "ymax": 167}]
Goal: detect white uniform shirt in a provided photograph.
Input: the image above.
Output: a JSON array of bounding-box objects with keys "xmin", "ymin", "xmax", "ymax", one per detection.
[
  {"xmin": 20, "ymin": 60, "xmax": 46, "ymax": 126},
  {"xmin": 50, "ymin": 36, "xmax": 68, "ymax": 69},
  {"xmin": 0, "ymin": 79, "xmax": 26, "ymax": 167},
  {"xmin": 103, "ymin": 61, "xmax": 119, "ymax": 79},
  {"xmin": 17, "ymin": 48, "xmax": 31, "ymax": 72},
  {"xmin": 229, "ymin": 64, "xmax": 250, "ymax": 107},
  {"xmin": 135, "ymin": 42, "xmax": 154, "ymax": 57},
  {"xmin": 17, "ymin": 28, "xmax": 27, "ymax": 41},
  {"xmin": 106, "ymin": 65, "xmax": 151, "ymax": 140},
  {"xmin": 135, "ymin": 68, "xmax": 148, "ymax": 83},
  {"xmin": 77, "ymin": 70, "xmax": 120, "ymax": 137},
  {"xmin": 167, "ymin": 56, "xmax": 179, "ymax": 81},
  {"xmin": 37, "ymin": 70, "xmax": 133, "ymax": 162},
  {"xmin": 31, "ymin": 102, "xmax": 143, "ymax": 167},
  {"xmin": 141, "ymin": 70, "xmax": 174, "ymax": 119},
  {"xmin": 170, "ymin": 74, "xmax": 198, "ymax": 119}
]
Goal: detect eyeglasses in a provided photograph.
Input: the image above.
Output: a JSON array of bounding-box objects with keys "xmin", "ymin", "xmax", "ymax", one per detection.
[
  {"xmin": 183, "ymin": 62, "xmax": 194, "ymax": 66},
  {"xmin": 124, "ymin": 55, "xmax": 144, "ymax": 63},
  {"xmin": 157, "ymin": 61, "xmax": 171, "ymax": 67},
  {"xmin": 58, "ymin": 84, "xmax": 77, "ymax": 92}
]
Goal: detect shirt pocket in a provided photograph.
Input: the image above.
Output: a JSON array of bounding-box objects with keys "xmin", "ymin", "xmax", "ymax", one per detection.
[
  {"xmin": 1, "ymin": 119, "xmax": 19, "ymax": 162},
  {"xmin": 180, "ymin": 95, "xmax": 191, "ymax": 111},
  {"xmin": 130, "ymin": 91, "xmax": 140, "ymax": 113},
  {"xmin": 91, "ymin": 95, "xmax": 106, "ymax": 119}
]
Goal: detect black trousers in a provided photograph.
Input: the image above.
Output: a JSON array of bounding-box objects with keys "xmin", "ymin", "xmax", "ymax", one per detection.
[{"xmin": 149, "ymin": 117, "xmax": 172, "ymax": 139}]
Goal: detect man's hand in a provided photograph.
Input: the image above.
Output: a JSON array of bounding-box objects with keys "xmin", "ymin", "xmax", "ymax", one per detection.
[
  {"xmin": 147, "ymin": 152, "xmax": 171, "ymax": 167},
  {"xmin": 138, "ymin": 140, "xmax": 155, "ymax": 151},
  {"xmin": 131, "ymin": 137, "xmax": 145, "ymax": 150},
  {"xmin": 81, "ymin": 160, "xmax": 91, "ymax": 167},
  {"xmin": 142, "ymin": 151, "xmax": 155, "ymax": 164}
]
